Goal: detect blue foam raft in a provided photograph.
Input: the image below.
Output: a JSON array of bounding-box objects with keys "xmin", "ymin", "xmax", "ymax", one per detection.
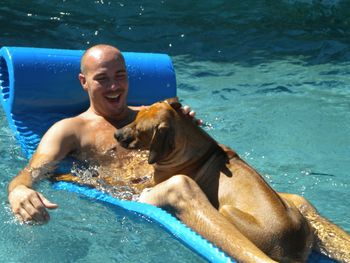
[{"xmin": 0, "ymin": 46, "xmax": 336, "ymax": 263}]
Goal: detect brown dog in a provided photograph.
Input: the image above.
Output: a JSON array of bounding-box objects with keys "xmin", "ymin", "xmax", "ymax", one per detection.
[{"xmin": 114, "ymin": 97, "xmax": 313, "ymax": 262}]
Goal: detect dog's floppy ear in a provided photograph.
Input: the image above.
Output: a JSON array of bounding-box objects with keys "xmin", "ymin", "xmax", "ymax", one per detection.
[
  {"xmin": 148, "ymin": 122, "xmax": 175, "ymax": 164},
  {"xmin": 165, "ymin": 97, "xmax": 182, "ymax": 111}
]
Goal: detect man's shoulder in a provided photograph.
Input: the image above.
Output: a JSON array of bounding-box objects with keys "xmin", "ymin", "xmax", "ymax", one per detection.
[
  {"xmin": 46, "ymin": 115, "xmax": 87, "ymax": 138},
  {"xmin": 54, "ymin": 115, "xmax": 85, "ymax": 128}
]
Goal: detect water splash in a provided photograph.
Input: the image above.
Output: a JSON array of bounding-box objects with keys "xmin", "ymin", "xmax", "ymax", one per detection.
[{"xmin": 68, "ymin": 150, "xmax": 153, "ymax": 201}]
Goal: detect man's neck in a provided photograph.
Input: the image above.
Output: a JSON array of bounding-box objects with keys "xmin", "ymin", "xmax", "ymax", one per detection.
[
  {"xmin": 86, "ymin": 106, "xmax": 137, "ymax": 128},
  {"xmin": 108, "ymin": 108, "xmax": 137, "ymax": 128}
]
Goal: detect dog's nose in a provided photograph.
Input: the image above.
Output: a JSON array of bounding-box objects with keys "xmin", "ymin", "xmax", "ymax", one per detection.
[
  {"xmin": 114, "ymin": 128, "xmax": 134, "ymax": 148},
  {"xmin": 114, "ymin": 130, "xmax": 124, "ymax": 142}
]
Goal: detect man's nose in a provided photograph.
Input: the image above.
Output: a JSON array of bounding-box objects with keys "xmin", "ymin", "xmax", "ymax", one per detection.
[{"xmin": 110, "ymin": 80, "xmax": 119, "ymax": 90}]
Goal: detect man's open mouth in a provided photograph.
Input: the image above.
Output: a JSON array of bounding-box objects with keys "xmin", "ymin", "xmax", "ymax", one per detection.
[{"xmin": 105, "ymin": 93, "xmax": 121, "ymax": 103}]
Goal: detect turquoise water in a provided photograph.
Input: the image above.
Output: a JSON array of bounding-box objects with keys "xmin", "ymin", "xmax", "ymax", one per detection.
[{"xmin": 1, "ymin": 0, "xmax": 349, "ymax": 262}]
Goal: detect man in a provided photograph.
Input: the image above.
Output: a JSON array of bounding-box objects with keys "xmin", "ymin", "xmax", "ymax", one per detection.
[{"xmin": 8, "ymin": 44, "xmax": 349, "ymax": 263}]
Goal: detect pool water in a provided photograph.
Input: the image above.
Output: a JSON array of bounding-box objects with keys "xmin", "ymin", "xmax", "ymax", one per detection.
[{"xmin": 1, "ymin": 0, "xmax": 349, "ymax": 262}]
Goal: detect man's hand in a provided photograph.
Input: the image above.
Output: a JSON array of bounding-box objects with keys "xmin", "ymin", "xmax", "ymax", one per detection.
[
  {"xmin": 8, "ymin": 185, "xmax": 58, "ymax": 224},
  {"xmin": 181, "ymin": 105, "xmax": 203, "ymax": 125}
]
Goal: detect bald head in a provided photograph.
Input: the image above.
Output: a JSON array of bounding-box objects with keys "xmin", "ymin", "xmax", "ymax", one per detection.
[
  {"xmin": 80, "ymin": 44, "xmax": 124, "ymax": 75},
  {"xmin": 78, "ymin": 44, "xmax": 129, "ymax": 118}
]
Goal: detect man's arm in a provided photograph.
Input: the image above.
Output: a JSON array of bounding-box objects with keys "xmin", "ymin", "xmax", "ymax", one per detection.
[{"xmin": 8, "ymin": 118, "xmax": 78, "ymax": 223}]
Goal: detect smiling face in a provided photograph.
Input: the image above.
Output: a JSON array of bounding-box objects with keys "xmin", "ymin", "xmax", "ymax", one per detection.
[{"xmin": 79, "ymin": 45, "xmax": 129, "ymax": 119}]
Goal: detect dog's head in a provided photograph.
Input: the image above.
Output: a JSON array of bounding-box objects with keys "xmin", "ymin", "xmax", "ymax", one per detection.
[{"xmin": 115, "ymin": 97, "xmax": 181, "ymax": 164}]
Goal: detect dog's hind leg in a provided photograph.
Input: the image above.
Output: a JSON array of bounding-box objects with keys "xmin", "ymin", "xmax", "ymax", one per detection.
[
  {"xmin": 220, "ymin": 204, "xmax": 313, "ymax": 262},
  {"xmin": 219, "ymin": 205, "xmax": 262, "ymax": 234},
  {"xmin": 279, "ymin": 193, "xmax": 350, "ymax": 263},
  {"xmin": 219, "ymin": 205, "xmax": 277, "ymax": 255},
  {"xmin": 139, "ymin": 174, "xmax": 276, "ymax": 263}
]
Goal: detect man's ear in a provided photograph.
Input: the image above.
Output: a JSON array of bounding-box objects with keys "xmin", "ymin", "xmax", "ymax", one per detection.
[
  {"xmin": 148, "ymin": 122, "xmax": 175, "ymax": 164},
  {"xmin": 165, "ymin": 97, "xmax": 182, "ymax": 110},
  {"xmin": 79, "ymin": 73, "xmax": 88, "ymax": 91}
]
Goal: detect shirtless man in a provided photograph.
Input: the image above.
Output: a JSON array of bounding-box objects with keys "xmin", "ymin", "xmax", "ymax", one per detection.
[{"xmin": 7, "ymin": 44, "xmax": 349, "ymax": 263}]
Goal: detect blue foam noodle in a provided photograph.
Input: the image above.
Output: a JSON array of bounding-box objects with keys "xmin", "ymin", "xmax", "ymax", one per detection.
[
  {"xmin": 52, "ymin": 182, "xmax": 336, "ymax": 263},
  {"xmin": 0, "ymin": 47, "xmax": 336, "ymax": 263},
  {"xmin": 53, "ymin": 181, "xmax": 234, "ymax": 263}
]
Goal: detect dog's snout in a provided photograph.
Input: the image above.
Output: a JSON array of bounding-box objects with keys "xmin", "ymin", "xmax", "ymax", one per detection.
[
  {"xmin": 114, "ymin": 129, "xmax": 124, "ymax": 142},
  {"xmin": 114, "ymin": 127, "xmax": 135, "ymax": 148}
]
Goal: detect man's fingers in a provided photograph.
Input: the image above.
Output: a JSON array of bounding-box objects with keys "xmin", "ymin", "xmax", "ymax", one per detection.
[
  {"xmin": 181, "ymin": 105, "xmax": 191, "ymax": 115},
  {"xmin": 17, "ymin": 208, "xmax": 33, "ymax": 223},
  {"xmin": 188, "ymin": 110, "xmax": 203, "ymax": 125},
  {"xmin": 22, "ymin": 202, "xmax": 44, "ymax": 222},
  {"xmin": 37, "ymin": 193, "xmax": 58, "ymax": 210},
  {"xmin": 181, "ymin": 106, "xmax": 203, "ymax": 126},
  {"xmin": 30, "ymin": 197, "xmax": 50, "ymax": 222},
  {"xmin": 180, "ymin": 106, "xmax": 195, "ymax": 117},
  {"xmin": 196, "ymin": 119, "xmax": 203, "ymax": 126},
  {"xmin": 9, "ymin": 186, "xmax": 57, "ymax": 224},
  {"xmin": 14, "ymin": 212, "xmax": 23, "ymax": 222}
]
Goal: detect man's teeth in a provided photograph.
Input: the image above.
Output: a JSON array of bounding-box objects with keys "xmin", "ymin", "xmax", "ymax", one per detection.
[{"xmin": 106, "ymin": 94, "xmax": 120, "ymax": 99}]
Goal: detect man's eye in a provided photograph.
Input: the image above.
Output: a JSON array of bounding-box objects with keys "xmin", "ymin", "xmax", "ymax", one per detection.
[
  {"xmin": 96, "ymin": 77, "xmax": 108, "ymax": 82},
  {"xmin": 115, "ymin": 73, "xmax": 127, "ymax": 79}
]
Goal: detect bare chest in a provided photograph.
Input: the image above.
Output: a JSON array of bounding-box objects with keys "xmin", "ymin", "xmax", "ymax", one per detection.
[{"xmin": 72, "ymin": 123, "xmax": 154, "ymax": 194}]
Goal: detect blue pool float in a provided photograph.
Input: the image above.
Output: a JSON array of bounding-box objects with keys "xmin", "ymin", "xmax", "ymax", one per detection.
[{"xmin": 0, "ymin": 46, "xmax": 336, "ymax": 263}]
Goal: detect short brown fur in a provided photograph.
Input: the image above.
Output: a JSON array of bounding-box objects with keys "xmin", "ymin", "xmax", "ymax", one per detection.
[{"xmin": 114, "ymin": 98, "xmax": 313, "ymax": 262}]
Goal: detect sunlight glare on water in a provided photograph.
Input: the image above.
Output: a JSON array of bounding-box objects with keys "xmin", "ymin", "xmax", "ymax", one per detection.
[{"xmin": 0, "ymin": 0, "xmax": 349, "ymax": 262}]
